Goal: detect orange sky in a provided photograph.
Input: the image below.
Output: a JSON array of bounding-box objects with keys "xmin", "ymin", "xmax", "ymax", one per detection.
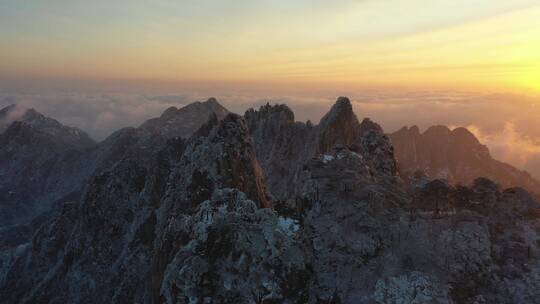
[{"xmin": 1, "ymin": 1, "xmax": 539, "ymax": 94}]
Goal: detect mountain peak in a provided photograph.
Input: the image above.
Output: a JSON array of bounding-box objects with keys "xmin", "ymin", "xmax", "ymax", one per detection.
[
  {"xmin": 4, "ymin": 98, "xmax": 540, "ymax": 303},
  {"xmin": 336, "ymin": 96, "xmax": 351, "ymax": 105},
  {"xmin": 410, "ymin": 125, "xmax": 420, "ymax": 135},
  {"xmin": 320, "ymin": 96, "xmax": 353, "ymax": 124},
  {"xmin": 204, "ymin": 97, "xmax": 219, "ymax": 106},
  {"xmin": 1, "ymin": 103, "xmax": 49, "ymax": 126},
  {"xmin": 0, "ymin": 104, "xmax": 94, "ymax": 148},
  {"xmin": 318, "ymin": 96, "xmax": 360, "ymax": 152},
  {"xmin": 245, "ymin": 103, "xmax": 295, "ymax": 127},
  {"xmin": 0, "ymin": 104, "xmax": 29, "ymax": 128},
  {"xmin": 394, "ymin": 126, "xmax": 421, "ymax": 138},
  {"xmin": 451, "ymin": 127, "xmax": 481, "ymax": 145},
  {"xmin": 140, "ymin": 99, "xmax": 230, "ymax": 139},
  {"xmin": 390, "ymin": 124, "xmax": 540, "ymax": 194},
  {"xmin": 359, "ymin": 117, "xmax": 383, "ymax": 136},
  {"xmin": 183, "ymin": 112, "xmax": 272, "ymax": 208},
  {"xmin": 424, "ymin": 125, "xmax": 451, "ymax": 137}
]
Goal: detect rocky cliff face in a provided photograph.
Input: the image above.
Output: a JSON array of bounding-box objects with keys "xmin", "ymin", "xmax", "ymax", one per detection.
[
  {"xmin": 1, "ymin": 98, "xmax": 540, "ymax": 304},
  {"xmin": 390, "ymin": 125, "xmax": 540, "ymax": 195},
  {"xmin": 317, "ymin": 96, "xmax": 361, "ymax": 152},
  {"xmin": 246, "ymin": 97, "xmax": 396, "ymax": 201},
  {"xmin": 0, "ymin": 100, "xmax": 232, "ymax": 288},
  {"xmin": 0, "ymin": 111, "xmax": 271, "ymax": 303},
  {"xmin": 0, "ymin": 99, "xmax": 230, "ymax": 229}
]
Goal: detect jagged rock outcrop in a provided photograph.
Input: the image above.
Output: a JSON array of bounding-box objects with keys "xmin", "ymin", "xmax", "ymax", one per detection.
[
  {"xmin": 354, "ymin": 118, "xmax": 397, "ymax": 176},
  {"xmin": 246, "ymin": 97, "xmax": 396, "ymax": 201},
  {"xmin": 390, "ymin": 125, "xmax": 540, "ymax": 196},
  {"xmin": 245, "ymin": 103, "xmax": 317, "ymax": 201},
  {"xmin": 162, "ymin": 113, "xmax": 272, "ymax": 210},
  {"xmin": 297, "ymin": 147, "xmax": 405, "ymax": 302},
  {"xmin": 1, "ymin": 97, "xmax": 540, "ymax": 304},
  {"xmin": 161, "ymin": 189, "xmax": 307, "ymax": 303},
  {"xmin": 317, "ymin": 96, "xmax": 361, "ymax": 152},
  {"xmin": 0, "ymin": 99, "xmax": 233, "ymax": 293},
  {"xmin": 399, "ymin": 177, "xmax": 540, "ymax": 303},
  {"xmin": 0, "ymin": 99, "xmax": 231, "ymax": 228},
  {"xmin": 0, "ymin": 111, "xmax": 273, "ymax": 303}
]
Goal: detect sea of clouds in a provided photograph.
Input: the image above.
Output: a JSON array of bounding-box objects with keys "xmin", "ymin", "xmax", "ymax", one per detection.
[{"xmin": 1, "ymin": 89, "xmax": 539, "ymax": 179}]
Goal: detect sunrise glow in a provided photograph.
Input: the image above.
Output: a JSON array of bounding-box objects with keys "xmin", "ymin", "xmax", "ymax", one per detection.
[{"xmin": 1, "ymin": 0, "xmax": 539, "ymax": 93}]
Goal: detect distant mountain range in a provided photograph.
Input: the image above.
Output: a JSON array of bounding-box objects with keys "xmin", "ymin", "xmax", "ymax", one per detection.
[
  {"xmin": 390, "ymin": 125, "xmax": 540, "ymax": 196},
  {"xmin": 139, "ymin": 97, "xmax": 229, "ymax": 139},
  {"xmin": 0, "ymin": 98, "xmax": 229, "ymax": 229},
  {"xmin": 0, "ymin": 105, "xmax": 94, "ymax": 228},
  {"xmin": 1, "ymin": 97, "xmax": 539, "ymax": 303}
]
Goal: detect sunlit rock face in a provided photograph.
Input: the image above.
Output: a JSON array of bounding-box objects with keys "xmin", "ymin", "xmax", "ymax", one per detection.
[
  {"xmin": 390, "ymin": 125, "xmax": 540, "ymax": 196},
  {"xmin": 1, "ymin": 97, "xmax": 540, "ymax": 304}
]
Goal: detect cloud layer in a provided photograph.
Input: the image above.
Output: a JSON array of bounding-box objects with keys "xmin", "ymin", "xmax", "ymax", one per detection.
[
  {"xmin": 1, "ymin": 89, "xmax": 540, "ymax": 178},
  {"xmin": 464, "ymin": 122, "xmax": 540, "ymax": 179},
  {"xmin": 0, "ymin": 93, "xmax": 196, "ymax": 140}
]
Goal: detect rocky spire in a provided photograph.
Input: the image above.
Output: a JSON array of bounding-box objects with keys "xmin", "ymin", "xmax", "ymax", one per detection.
[
  {"xmin": 317, "ymin": 96, "xmax": 360, "ymax": 153},
  {"xmin": 359, "ymin": 117, "xmax": 383, "ymax": 136},
  {"xmin": 211, "ymin": 114, "xmax": 272, "ymax": 208},
  {"xmin": 168, "ymin": 113, "xmax": 272, "ymax": 209}
]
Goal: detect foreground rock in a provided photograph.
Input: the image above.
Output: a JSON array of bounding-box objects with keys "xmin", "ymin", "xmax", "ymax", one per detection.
[{"xmin": 161, "ymin": 189, "xmax": 306, "ymax": 303}]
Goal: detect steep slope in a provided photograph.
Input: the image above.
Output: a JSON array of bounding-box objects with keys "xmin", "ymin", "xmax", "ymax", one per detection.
[
  {"xmin": 0, "ymin": 104, "xmax": 95, "ymax": 228},
  {"xmin": 245, "ymin": 103, "xmax": 317, "ymax": 201},
  {"xmin": 0, "ymin": 99, "xmax": 232, "ymax": 279},
  {"xmin": 83, "ymin": 97, "xmax": 230, "ymax": 175},
  {"xmin": 0, "ymin": 113, "xmax": 271, "ymax": 303},
  {"xmin": 0, "ymin": 104, "xmax": 94, "ymax": 148},
  {"xmin": 390, "ymin": 125, "xmax": 540, "ymax": 195},
  {"xmin": 0, "ymin": 98, "xmax": 230, "ymax": 229},
  {"xmin": 246, "ymin": 96, "xmax": 396, "ymax": 201},
  {"xmin": 317, "ymin": 96, "xmax": 361, "ymax": 152}
]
